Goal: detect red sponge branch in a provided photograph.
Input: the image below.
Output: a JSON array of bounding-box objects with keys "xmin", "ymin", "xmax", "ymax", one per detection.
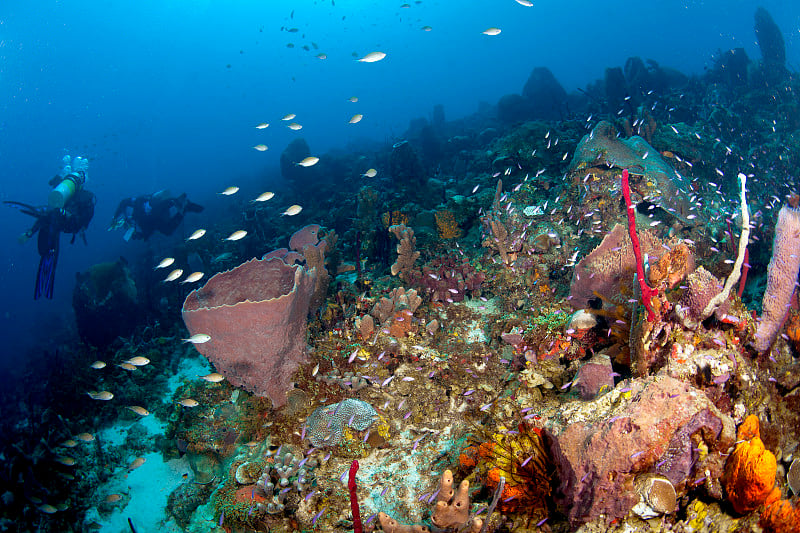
[
  {"xmin": 621, "ymin": 169, "xmax": 659, "ymax": 322},
  {"xmin": 348, "ymin": 460, "xmax": 363, "ymax": 533}
]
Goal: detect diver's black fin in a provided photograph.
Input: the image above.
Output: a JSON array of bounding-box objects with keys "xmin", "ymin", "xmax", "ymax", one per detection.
[
  {"xmin": 3, "ymin": 201, "xmax": 47, "ymax": 219},
  {"xmin": 34, "ymin": 248, "xmax": 58, "ymax": 300},
  {"xmin": 185, "ymin": 201, "xmax": 204, "ymax": 214}
]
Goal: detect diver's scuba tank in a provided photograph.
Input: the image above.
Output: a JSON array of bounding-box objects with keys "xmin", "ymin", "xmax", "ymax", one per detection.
[{"xmin": 48, "ymin": 156, "xmax": 88, "ymax": 209}]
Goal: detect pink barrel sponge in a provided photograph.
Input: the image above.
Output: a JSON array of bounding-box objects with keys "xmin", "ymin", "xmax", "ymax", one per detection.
[
  {"xmin": 182, "ymin": 256, "xmax": 315, "ymax": 408},
  {"xmin": 753, "ymin": 206, "xmax": 800, "ymax": 353}
]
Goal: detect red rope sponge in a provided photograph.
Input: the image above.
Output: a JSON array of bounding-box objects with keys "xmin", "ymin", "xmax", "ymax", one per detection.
[
  {"xmin": 348, "ymin": 460, "xmax": 363, "ymax": 533},
  {"xmin": 621, "ymin": 169, "xmax": 659, "ymax": 322}
]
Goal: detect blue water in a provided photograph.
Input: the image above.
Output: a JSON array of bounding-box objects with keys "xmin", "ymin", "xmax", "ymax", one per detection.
[{"xmin": 0, "ymin": 0, "xmax": 798, "ymax": 368}]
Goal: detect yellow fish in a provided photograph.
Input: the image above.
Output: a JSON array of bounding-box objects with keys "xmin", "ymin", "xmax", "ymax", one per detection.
[
  {"xmin": 219, "ymin": 186, "xmax": 239, "ymax": 196},
  {"xmin": 126, "ymin": 406, "xmax": 150, "ymax": 417},
  {"xmin": 163, "ymin": 269, "xmax": 183, "ymax": 282},
  {"xmin": 253, "ymin": 144, "xmax": 268, "ymax": 151},
  {"xmin": 255, "ymin": 122, "xmax": 269, "ymax": 129},
  {"xmin": 183, "ymin": 333, "xmax": 211, "ymax": 344},
  {"xmin": 187, "ymin": 229, "xmax": 206, "ymax": 240},
  {"xmin": 90, "ymin": 360, "xmax": 106, "ymax": 369},
  {"xmin": 482, "ymin": 27, "xmax": 501, "ymax": 36},
  {"xmin": 297, "ymin": 156, "xmax": 319, "ymax": 167},
  {"xmin": 363, "ymin": 168, "xmax": 378, "ymax": 178},
  {"xmin": 349, "ymin": 114, "xmax": 363, "ymax": 124},
  {"xmin": 125, "ymin": 356, "xmax": 150, "ymax": 366},
  {"xmin": 106, "ymin": 494, "xmax": 123, "ymax": 503},
  {"xmin": 282, "ymin": 205, "xmax": 303, "ymax": 216},
  {"xmin": 76, "ymin": 432, "xmax": 95, "ymax": 442},
  {"xmin": 178, "ymin": 398, "xmax": 199, "ymax": 407},
  {"xmin": 154, "ymin": 257, "xmax": 175, "ymax": 269},
  {"xmin": 127, "ymin": 457, "xmax": 146, "ymax": 471},
  {"xmin": 181, "ymin": 271, "xmax": 204, "ymax": 284},
  {"xmin": 252, "ymin": 191, "xmax": 275, "ymax": 202},
  {"xmin": 54, "ymin": 456, "xmax": 76, "ymax": 466},
  {"xmin": 38, "ymin": 504, "xmax": 58, "ymax": 514},
  {"xmin": 200, "ymin": 372, "xmax": 225, "ymax": 383},
  {"xmin": 61, "ymin": 439, "xmax": 78, "ymax": 448},
  {"xmin": 224, "ymin": 230, "xmax": 247, "ymax": 241},
  {"xmin": 87, "ymin": 391, "xmax": 114, "ymax": 401},
  {"xmin": 117, "ymin": 363, "xmax": 137, "ymax": 371},
  {"xmin": 358, "ymin": 51, "xmax": 386, "ymax": 63},
  {"xmin": 287, "ymin": 122, "xmax": 303, "ymax": 131}
]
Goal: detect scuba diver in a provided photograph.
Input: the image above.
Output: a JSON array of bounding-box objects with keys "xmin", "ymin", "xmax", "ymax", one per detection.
[
  {"xmin": 4, "ymin": 156, "xmax": 96, "ymax": 300},
  {"xmin": 109, "ymin": 191, "xmax": 203, "ymax": 241}
]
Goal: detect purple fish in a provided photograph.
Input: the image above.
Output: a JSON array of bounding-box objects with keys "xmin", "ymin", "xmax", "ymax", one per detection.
[{"xmin": 312, "ymin": 507, "xmax": 326, "ymax": 526}]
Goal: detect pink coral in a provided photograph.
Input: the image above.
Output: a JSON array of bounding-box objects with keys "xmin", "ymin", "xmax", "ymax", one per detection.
[
  {"xmin": 753, "ymin": 206, "xmax": 800, "ymax": 352},
  {"xmin": 182, "ymin": 256, "xmax": 315, "ymax": 408}
]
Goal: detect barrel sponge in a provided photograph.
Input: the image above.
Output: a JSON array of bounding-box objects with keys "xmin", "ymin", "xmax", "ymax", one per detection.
[{"xmin": 753, "ymin": 206, "xmax": 800, "ymax": 353}]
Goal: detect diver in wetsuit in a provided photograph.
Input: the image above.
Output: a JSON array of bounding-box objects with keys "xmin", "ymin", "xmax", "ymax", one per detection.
[
  {"xmin": 109, "ymin": 191, "xmax": 203, "ymax": 241},
  {"xmin": 5, "ymin": 156, "xmax": 96, "ymax": 300}
]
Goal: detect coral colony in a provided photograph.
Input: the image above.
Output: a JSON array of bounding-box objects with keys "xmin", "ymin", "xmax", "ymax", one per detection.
[{"xmin": 5, "ymin": 6, "xmax": 800, "ymax": 533}]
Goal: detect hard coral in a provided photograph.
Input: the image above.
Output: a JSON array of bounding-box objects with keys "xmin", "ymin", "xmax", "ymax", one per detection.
[{"xmin": 723, "ymin": 415, "xmax": 777, "ymax": 515}]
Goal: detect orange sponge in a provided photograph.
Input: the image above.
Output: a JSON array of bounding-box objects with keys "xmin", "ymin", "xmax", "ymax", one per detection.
[
  {"xmin": 760, "ymin": 488, "xmax": 800, "ymax": 533},
  {"xmin": 723, "ymin": 415, "xmax": 777, "ymax": 515}
]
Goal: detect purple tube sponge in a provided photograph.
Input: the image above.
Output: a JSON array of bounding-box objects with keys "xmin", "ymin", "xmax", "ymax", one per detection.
[{"xmin": 753, "ymin": 206, "xmax": 800, "ymax": 352}]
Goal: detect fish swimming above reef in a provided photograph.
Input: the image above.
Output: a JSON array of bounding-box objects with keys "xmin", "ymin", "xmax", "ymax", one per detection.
[
  {"xmin": 224, "ymin": 230, "xmax": 247, "ymax": 241},
  {"xmin": 154, "ymin": 257, "xmax": 175, "ymax": 269},
  {"xmin": 252, "ymin": 192, "xmax": 274, "ymax": 202},
  {"xmin": 163, "ymin": 269, "xmax": 183, "ymax": 282},
  {"xmin": 358, "ymin": 51, "xmax": 386, "ymax": 63},
  {"xmin": 183, "ymin": 333, "xmax": 211, "ymax": 344},
  {"xmin": 181, "ymin": 271, "xmax": 204, "ymax": 284},
  {"xmin": 124, "ymin": 356, "xmax": 150, "ymax": 366},
  {"xmin": 211, "ymin": 252, "xmax": 234, "ymax": 263},
  {"xmin": 282, "ymin": 204, "xmax": 303, "ymax": 216},
  {"xmin": 297, "ymin": 156, "xmax": 320, "ymax": 167}
]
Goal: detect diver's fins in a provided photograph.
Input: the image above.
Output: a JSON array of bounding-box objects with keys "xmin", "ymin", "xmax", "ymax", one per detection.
[
  {"xmin": 3, "ymin": 201, "xmax": 47, "ymax": 219},
  {"xmin": 185, "ymin": 201, "xmax": 204, "ymax": 214},
  {"xmin": 34, "ymin": 248, "xmax": 58, "ymax": 300},
  {"xmin": 35, "ymin": 218, "xmax": 60, "ymax": 300}
]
